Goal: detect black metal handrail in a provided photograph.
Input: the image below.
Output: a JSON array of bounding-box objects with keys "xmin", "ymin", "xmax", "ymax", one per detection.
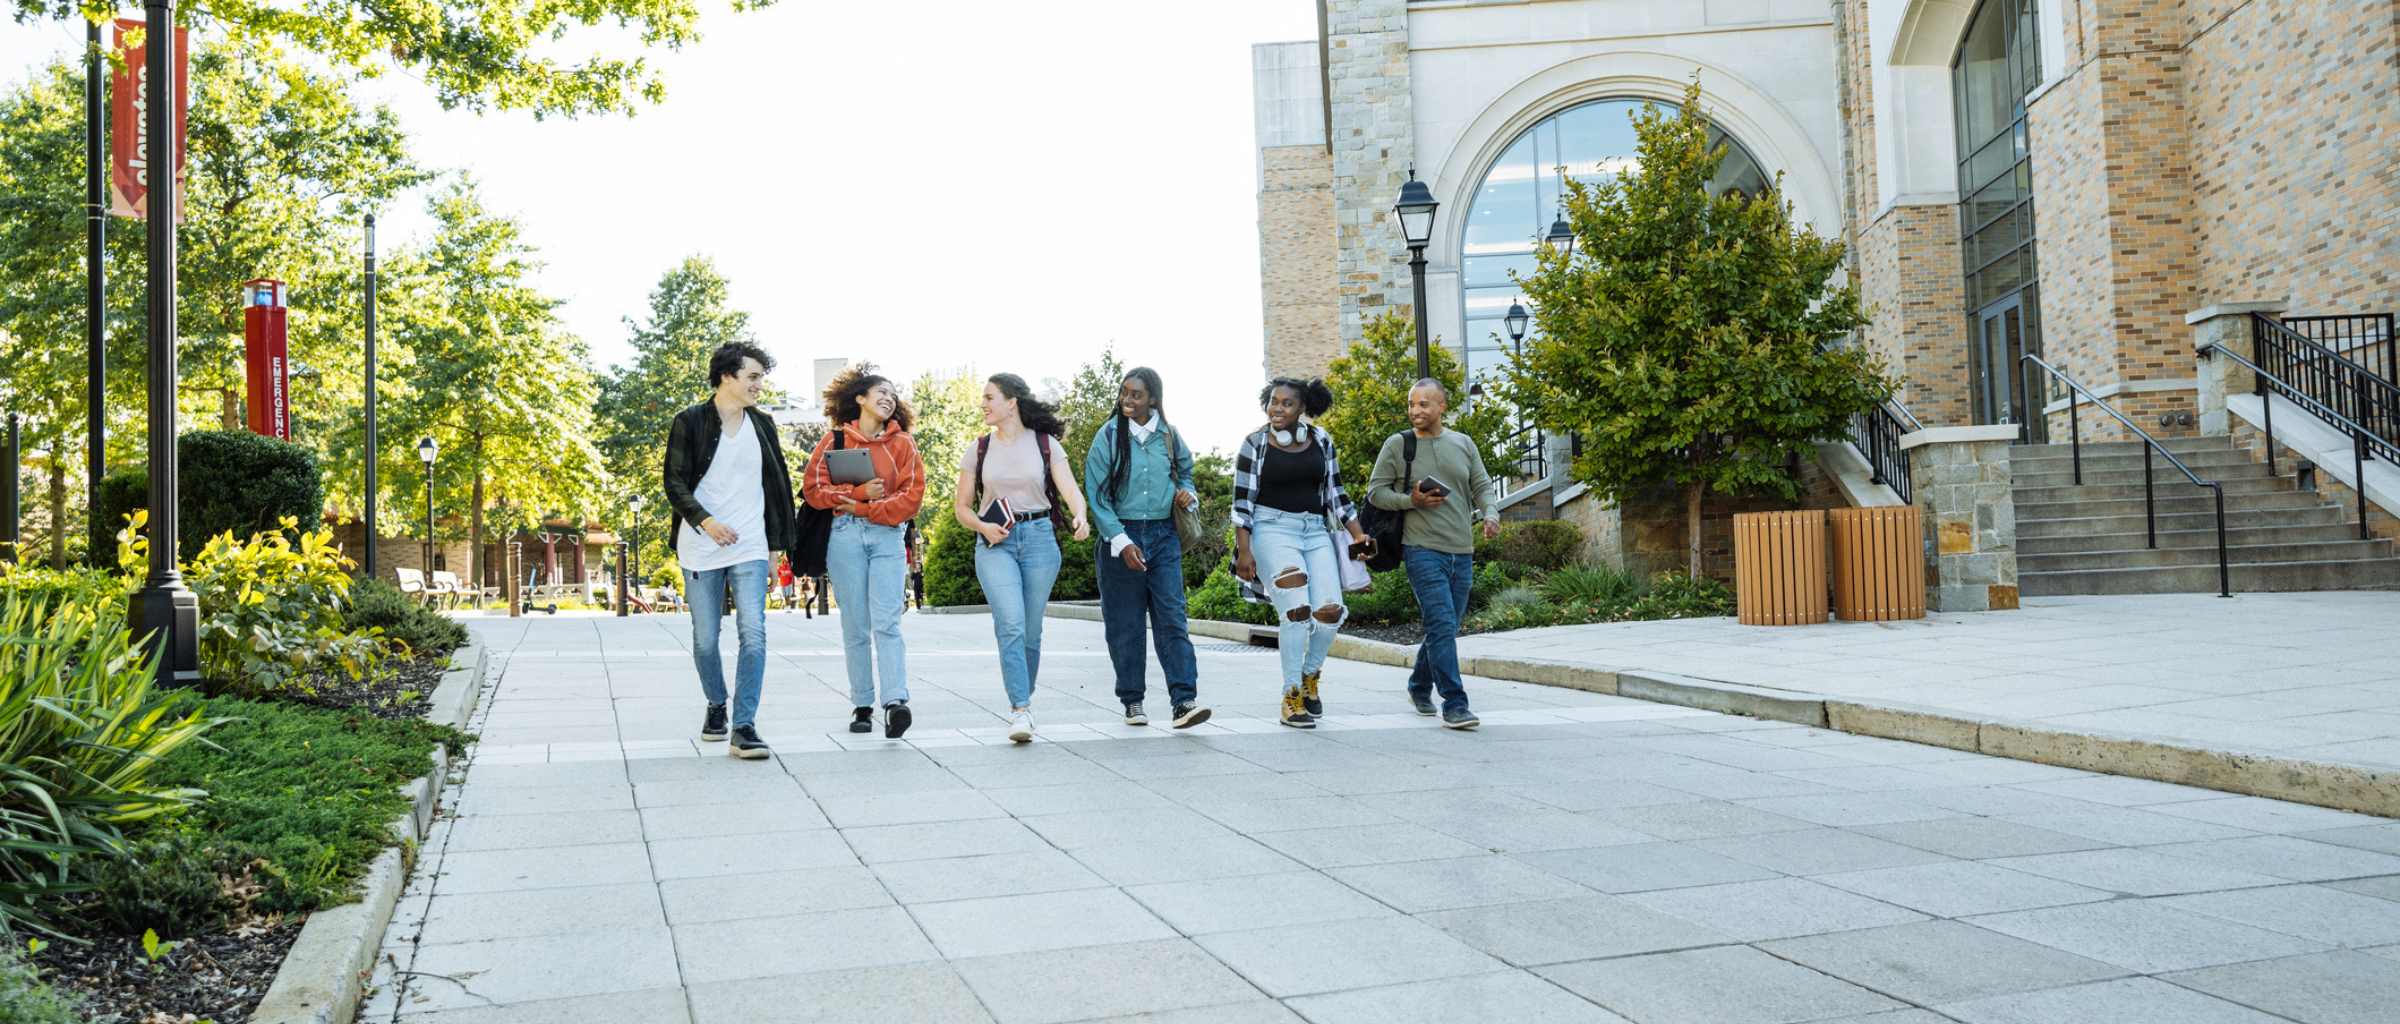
[
  {"xmin": 1850, "ymin": 399, "xmax": 1921, "ymax": 504},
  {"xmin": 1503, "ymin": 423, "xmax": 1548, "ymax": 480},
  {"xmin": 2279, "ymin": 313, "xmax": 2396, "ymax": 385},
  {"xmin": 2196, "ymin": 341, "xmax": 2383, "ymax": 542},
  {"xmin": 2252, "ymin": 313, "xmax": 2400, "ymax": 456},
  {"xmin": 2021, "ymin": 354, "xmax": 2230, "ymax": 597}
]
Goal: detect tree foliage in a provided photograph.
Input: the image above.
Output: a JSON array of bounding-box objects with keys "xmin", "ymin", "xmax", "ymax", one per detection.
[
  {"xmin": 907, "ymin": 368, "xmax": 984, "ymax": 523},
  {"xmin": 595, "ymin": 257, "xmax": 751, "ymax": 506},
  {"xmin": 14, "ymin": 1, "xmax": 779, "ymax": 118},
  {"xmin": 1318, "ymin": 311, "xmax": 1514, "ymax": 494},
  {"xmin": 1501, "ymin": 82, "xmax": 1892, "ymax": 573}
]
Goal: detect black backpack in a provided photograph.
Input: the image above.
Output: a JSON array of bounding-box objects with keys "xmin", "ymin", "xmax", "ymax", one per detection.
[
  {"xmin": 1354, "ymin": 432, "xmax": 1415, "ymax": 573},
  {"xmin": 792, "ymin": 431, "xmax": 844, "ymax": 577}
]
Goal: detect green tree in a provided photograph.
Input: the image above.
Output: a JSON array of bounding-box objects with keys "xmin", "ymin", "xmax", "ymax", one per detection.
[
  {"xmin": 1318, "ymin": 310, "xmax": 1514, "ymax": 495},
  {"xmin": 1055, "ymin": 345, "xmax": 1127, "ymax": 475},
  {"xmin": 378, "ymin": 177, "xmax": 609, "ymax": 591},
  {"xmin": 594, "ymin": 256, "xmax": 752, "ymax": 516},
  {"xmin": 18, "ymin": 1, "xmax": 779, "ymax": 118},
  {"xmin": 1502, "ymin": 82, "xmax": 1891, "ymax": 575},
  {"xmin": 907, "ymin": 368, "xmax": 984, "ymax": 523}
]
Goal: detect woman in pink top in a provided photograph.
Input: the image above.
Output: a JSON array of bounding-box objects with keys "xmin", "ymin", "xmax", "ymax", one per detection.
[{"xmin": 950, "ymin": 373, "xmax": 1092, "ymax": 743}]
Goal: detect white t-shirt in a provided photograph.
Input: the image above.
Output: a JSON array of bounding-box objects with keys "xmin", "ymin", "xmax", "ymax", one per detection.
[{"xmin": 678, "ymin": 419, "xmax": 770, "ymax": 571}]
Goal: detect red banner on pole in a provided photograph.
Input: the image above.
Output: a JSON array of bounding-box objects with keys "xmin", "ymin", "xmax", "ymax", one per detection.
[
  {"xmin": 108, "ymin": 18, "xmax": 187, "ymax": 220},
  {"xmin": 242, "ymin": 280, "xmax": 289, "ymax": 440}
]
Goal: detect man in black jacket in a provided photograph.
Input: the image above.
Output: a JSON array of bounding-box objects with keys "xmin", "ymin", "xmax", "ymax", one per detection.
[{"xmin": 663, "ymin": 341, "xmax": 800, "ymax": 759}]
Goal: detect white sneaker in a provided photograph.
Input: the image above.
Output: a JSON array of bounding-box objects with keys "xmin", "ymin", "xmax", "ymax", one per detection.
[{"xmin": 1008, "ymin": 709, "xmax": 1034, "ymax": 744}]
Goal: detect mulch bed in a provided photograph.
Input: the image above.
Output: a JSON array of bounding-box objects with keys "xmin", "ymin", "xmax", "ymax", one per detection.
[
  {"xmin": 1339, "ymin": 621, "xmax": 1502, "ymax": 646},
  {"xmin": 28, "ymin": 647, "xmax": 455, "ymax": 1023},
  {"xmin": 36, "ymin": 919, "xmax": 305, "ymax": 1024}
]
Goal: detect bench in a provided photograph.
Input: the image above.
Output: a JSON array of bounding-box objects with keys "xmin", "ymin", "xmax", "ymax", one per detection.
[
  {"xmin": 392, "ymin": 567, "xmax": 435, "ymax": 609},
  {"xmin": 428, "ymin": 571, "xmax": 465, "ymax": 610}
]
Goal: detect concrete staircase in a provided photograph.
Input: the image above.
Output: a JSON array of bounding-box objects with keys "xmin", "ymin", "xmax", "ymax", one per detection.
[{"xmin": 2014, "ymin": 434, "xmax": 2400, "ymax": 595}]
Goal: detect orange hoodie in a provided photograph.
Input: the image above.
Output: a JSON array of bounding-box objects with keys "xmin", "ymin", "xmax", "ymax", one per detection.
[{"xmin": 802, "ymin": 423, "xmax": 926, "ymax": 528}]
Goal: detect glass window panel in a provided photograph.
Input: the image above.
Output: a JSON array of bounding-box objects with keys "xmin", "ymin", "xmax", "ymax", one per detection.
[
  {"xmin": 1954, "ymin": 0, "xmax": 2012, "ymax": 152},
  {"xmin": 1462, "ymin": 252, "xmax": 1538, "ymax": 289},
  {"xmin": 1963, "ymin": 132, "xmax": 2017, "ymax": 194},
  {"xmin": 1964, "ymin": 174, "xmax": 2019, "ymax": 230}
]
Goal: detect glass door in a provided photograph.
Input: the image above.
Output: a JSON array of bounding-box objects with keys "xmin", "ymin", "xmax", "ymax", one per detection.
[{"xmin": 1974, "ymin": 296, "xmax": 2046, "ymax": 442}]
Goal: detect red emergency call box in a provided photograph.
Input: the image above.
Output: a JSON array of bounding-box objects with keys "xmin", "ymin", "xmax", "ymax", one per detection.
[{"xmin": 242, "ymin": 279, "xmax": 289, "ymax": 440}]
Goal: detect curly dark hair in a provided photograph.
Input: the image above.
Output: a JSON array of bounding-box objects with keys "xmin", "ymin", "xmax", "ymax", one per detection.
[
  {"xmin": 707, "ymin": 340, "xmax": 775, "ymax": 389},
  {"xmin": 988, "ymin": 373, "xmax": 1066, "ymax": 436},
  {"xmin": 1257, "ymin": 376, "xmax": 1332, "ymax": 418},
  {"xmin": 821, "ymin": 362, "xmax": 914, "ymax": 431}
]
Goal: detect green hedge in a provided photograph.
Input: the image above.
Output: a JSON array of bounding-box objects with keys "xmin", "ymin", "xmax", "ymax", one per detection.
[
  {"xmin": 179, "ymin": 431, "xmax": 322, "ymax": 561},
  {"xmin": 347, "ymin": 577, "xmax": 468, "ymax": 653}
]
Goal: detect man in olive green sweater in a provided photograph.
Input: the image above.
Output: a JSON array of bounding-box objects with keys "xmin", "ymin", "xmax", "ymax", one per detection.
[{"xmin": 1366, "ymin": 380, "xmax": 1501, "ymax": 728}]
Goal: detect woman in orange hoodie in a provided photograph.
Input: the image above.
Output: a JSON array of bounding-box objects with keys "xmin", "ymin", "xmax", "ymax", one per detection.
[{"xmin": 802, "ymin": 363, "xmax": 928, "ymax": 738}]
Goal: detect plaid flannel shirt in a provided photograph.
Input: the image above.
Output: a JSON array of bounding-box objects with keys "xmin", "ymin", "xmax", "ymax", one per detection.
[{"xmin": 1230, "ymin": 424, "xmax": 1357, "ymax": 605}]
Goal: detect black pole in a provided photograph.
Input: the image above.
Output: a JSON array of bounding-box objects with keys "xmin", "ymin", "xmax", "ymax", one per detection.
[
  {"xmin": 423, "ymin": 460, "xmax": 434, "ymax": 574},
  {"xmin": 4, "ymin": 414, "xmax": 19, "ymax": 563},
  {"xmin": 1409, "ymin": 245, "xmax": 1431, "ymax": 380},
  {"xmin": 84, "ymin": 19, "xmax": 105, "ymax": 550},
  {"xmin": 615, "ymin": 541, "xmax": 629, "ymax": 618},
  {"xmin": 363, "ymin": 214, "xmax": 378, "ymax": 582},
  {"xmin": 129, "ymin": 0, "xmax": 198, "ymax": 684}
]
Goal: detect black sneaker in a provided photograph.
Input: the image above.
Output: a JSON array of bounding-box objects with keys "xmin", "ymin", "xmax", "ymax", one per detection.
[
  {"xmin": 885, "ymin": 701, "xmax": 912, "ymax": 739},
  {"xmin": 1408, "ymin": 692, "xmax": 1437, "ymax": 717},
  {"xmin": 849, "ymin": 706, "xmax": 873, "ymax": 734},
  {"xmin": 1124, "ymin": 702, "xmax": 1148, "ymax": 726},
  {"xmin": 1301, "ymin": 671, "xmax": 1324, "ymax": 717},
  {"xmin": 1442, "ymin": 707, "xmax": 1480, "ymax": 730},
  {"xmin": 729, "ymin": 725, "xmax": 772, "ymax": 759},
  {"xmin": 1171, "ymin": 702, "xmax": 1211, "ymax": 729},
  {"xmin": 701, "ymin": 703, "xmax": 729, "ymax": 741}
]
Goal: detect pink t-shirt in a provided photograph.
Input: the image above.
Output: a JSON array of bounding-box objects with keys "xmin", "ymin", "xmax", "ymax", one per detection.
[{"xmin": 959, "ymin": 431, "xmax": 1062, "ymax": 515}]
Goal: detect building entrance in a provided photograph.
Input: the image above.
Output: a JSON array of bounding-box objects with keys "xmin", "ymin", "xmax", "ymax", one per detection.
[{"xmin": 1972, "ymin": 295, "xmax": 2043, "ymax": 442}]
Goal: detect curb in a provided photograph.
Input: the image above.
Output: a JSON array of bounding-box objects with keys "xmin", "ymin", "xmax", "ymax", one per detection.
[
  {"xmin": 1056, "ymin": 609, "xmax": 2399, "ymax": 819},
  {"xmin": 250, "ymin": 638, "xmax": 487, "ymax": 1024}
]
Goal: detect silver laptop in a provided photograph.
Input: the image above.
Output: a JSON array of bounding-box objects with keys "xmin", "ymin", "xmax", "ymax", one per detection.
[{"xmin": 824, "ymin": 448, "xmax": 877, "ymax": 485}]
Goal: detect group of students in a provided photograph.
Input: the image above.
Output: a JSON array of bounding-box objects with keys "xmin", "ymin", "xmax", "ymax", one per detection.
[{"xmin": 662, "ymin": 341, "xmax": 1496, "ymax": 759}]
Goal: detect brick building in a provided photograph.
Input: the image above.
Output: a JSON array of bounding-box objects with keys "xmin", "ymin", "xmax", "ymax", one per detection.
[{"xmin": 1253, "ymin": 1, "xmax": 2400, "ymax": 593}]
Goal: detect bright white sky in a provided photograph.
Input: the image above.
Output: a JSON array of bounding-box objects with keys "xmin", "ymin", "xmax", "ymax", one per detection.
[{"xmin": 0, "ymin": 1, "xmax": 1321, "ymax": 450}]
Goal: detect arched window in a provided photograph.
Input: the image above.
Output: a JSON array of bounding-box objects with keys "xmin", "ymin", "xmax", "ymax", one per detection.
[{"xmin": 1459, "ymin": 98, "xmax": 1774, "ymax": 366}]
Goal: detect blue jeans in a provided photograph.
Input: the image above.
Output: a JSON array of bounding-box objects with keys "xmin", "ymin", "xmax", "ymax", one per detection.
[
  {"xmin": 975, "ymin": 517, "xmax": 1060, "ymax": 709},
  {"xmin": 1403, "ymin": 546, "xmax": 1474, "ymax": 714},
  {"xmin": 1097, "ymin": 518, "xmax": 1198, "ymax": 706},
  {"xmin": 687, "ymin": 559, "xmax": 770, "ymax": 728},
  {"xmin": 1249, "ymin": 506, "xmax": 1345, "ymax": 692},
  {"xmin": 826, "ymin": 515, "xmax": 909, "ymax": 708}
]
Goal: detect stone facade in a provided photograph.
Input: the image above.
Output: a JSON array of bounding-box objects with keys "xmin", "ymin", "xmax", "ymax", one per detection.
[
  {"xmin": 1324, "ymin": 0, "xmax": 1417, "ymax": 351},
  {"xmin": 1260, "ymin": 145, "xmax": 1340, "ymax": 380},
  {"xmin": 1903, "ymin": 427, "xmax": 2020, "ymax": 612}
]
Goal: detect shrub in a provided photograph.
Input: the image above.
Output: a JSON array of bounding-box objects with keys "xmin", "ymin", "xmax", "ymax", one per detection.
[
  {"xmin": 1181, "ymin": 496, "xmax": 1232, "ymax": 592},
  {"xmin": 146, "ymin": 695, "xmax": 472, "ymax": 914},
  {"xmin": 91, "ymin": 465, "xmax": 148, "ymax": 567},
  {"xmin": 1542, "ymin": 562, "xmax": 1646, "ymax": 606},
  {"xmin": 176, "ymin": 430, "xmax": 323, "ymax": 562},
  {"xmin": 1627, "ymin": 571, "xmax": 1736, "ymax": 619},
  {"xmin": 1485, "ymin": 584, "xmax": 1546, "ymax": 613},
  {"xmin": 86, "ymin": 829, "xmax": 299, "ymax": 939},
  {"xmin": 1053, "ymin": 531, "xmax": 1098, "ymax": 601},
  {"xmin": 923, "ymin": 513, "xmax": 985, "ymax": 607},
  {"xmin": 1184, "ymin": 557, "xmax": 1274, "ymax": 626},
  {"xmin": 0, "ymin": 564, "xmax": 125, "ymax": 607},
  {"xmin": 0, "ymin": 589, "xmax": 220, "ymax": 934},
  {"xmin": 0, "ymin": 941, "xmax": 80, "ymax": 1024},
  {"xmin": 348, "ymin": 578, "xmax": 467, "ymax": 654},
  {"xmin": 1343, "ymin": 567, "xmax": 1419, "ymax": 625},
  {"xmin": 174, "ymin": 516, "xmax": 392, "ymax": 697},
  {"xmin": 1499, "ymin": 520, "xmax": 1582, "ymax": 572}
]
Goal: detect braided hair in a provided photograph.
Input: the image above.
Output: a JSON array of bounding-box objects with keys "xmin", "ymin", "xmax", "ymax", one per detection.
[
  {"xmin": 988, "ymin": 373, "xmax": 1067, "ymax": 436},
  {"xmin": 1107, "ymin": 367, "xmax": 1168, "ymax": 504}
]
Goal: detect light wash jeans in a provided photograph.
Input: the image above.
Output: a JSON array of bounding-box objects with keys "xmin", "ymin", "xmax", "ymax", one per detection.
[
  {"xmin": 686, "ymin": 559, "xmax": 770, "ymax": 728},
  {"xmin": 975, "ymin": 517, "xmax": 1060, "ymax": 709},
  {"xmin": 825, "ymin": 515, "xmax": 909, "ymax": 708},
  {"xmin": 1248, "ymin": 506, "xmax": 1345, "ymax": 692}
]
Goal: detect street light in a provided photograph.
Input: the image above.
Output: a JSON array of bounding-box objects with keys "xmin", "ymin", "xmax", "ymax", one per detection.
[
  {"xmin": 364, "ymin": 213, "xmax": 379, "ymax": 581},
  {"xmin": 1543, "ymin": 212, "xmax": 1575, "ymax": 257},
  {"xmin": 416, "ymin": 436, "xmax": 437, "ymax": 574},
  {"xmin": 130, "ymin": 0, "xmax": 199, "ymax": 686},
  {"xmin": 1393, "ymin": 170, "xmax": 1439, "ymax": 380},
  {"xmin": 627, "ymin": 493, "xmax": 645, "ymax": 581}
]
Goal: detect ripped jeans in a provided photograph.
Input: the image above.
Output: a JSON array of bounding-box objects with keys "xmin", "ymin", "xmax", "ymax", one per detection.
[{"xmin": 1247, "ymin": 506, "xmax": 1347, "ymax": 693}]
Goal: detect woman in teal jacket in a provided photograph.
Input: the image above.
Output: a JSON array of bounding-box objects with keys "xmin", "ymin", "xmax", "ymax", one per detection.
[{"xmin": 1085, "ymin": 367, "xmax": 1210, "ymax": 730}]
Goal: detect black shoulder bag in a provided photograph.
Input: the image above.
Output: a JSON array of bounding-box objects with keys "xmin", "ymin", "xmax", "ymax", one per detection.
[
  {"xmin": 792, "ymin": 431, "xmax": 844, "ymax": 577},
  {"xmin": 1355, "ymin": 432, "xmax": 1415, "ymax": 573}
]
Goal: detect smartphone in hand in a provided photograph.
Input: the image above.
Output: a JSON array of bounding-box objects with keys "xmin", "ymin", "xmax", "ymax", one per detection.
[
  {"xmin": 1417, "ymin": 477, "xmax": 1451, "ymax": 498},
  {"xmin": 1347, "ymin": 538, "xmax": 1376, "ymax": 560}
]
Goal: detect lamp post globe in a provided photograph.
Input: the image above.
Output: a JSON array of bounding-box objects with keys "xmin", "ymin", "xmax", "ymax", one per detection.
[
  {"xmin": 1393, "ymin": 171, "xmax": 1440, "ymax": 379},
  {"xmin": 1505, "ymin": 303, "xmax": 1530, "ymax": 346},
  {"xmin": 1544, "ymin": 214, "xmax": 1575, "ymax": 257}
]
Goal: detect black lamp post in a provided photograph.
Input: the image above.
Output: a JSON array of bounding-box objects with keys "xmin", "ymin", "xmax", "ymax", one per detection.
[
  {"xmin": 416, "ymin": 436, "xmax": 437, "ymax": 572},
  {"xmin": 1393, "ymin": 171, "xmax": 1440, "ymax": 380},
  {"xmin": 1544, "ymin": 212, "xmax": 1575, "ymax": 257},
  {"xmin": 130, "ymin": 0, "xmax": 199, "ymax": 686},
  {"xmin": 1505, "ymin": 302, "xmax": 1530, "ymax": 350},
  {"xmin": 363, "ymin": 213, "xmax": 379, "ymax": 581},
  {"xmin": 627, "ymin": 493, "xmax": 644, "ymax": 581}
]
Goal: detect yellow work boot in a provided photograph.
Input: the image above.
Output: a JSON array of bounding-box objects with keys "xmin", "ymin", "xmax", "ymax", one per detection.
[
  {"xmin": 1301, "ymin": 671, "xmax": 1324, "ymax": 717},
  {"xmin": 1280, "ymin": 686, "xmax": 1316, "ymax": 729}
]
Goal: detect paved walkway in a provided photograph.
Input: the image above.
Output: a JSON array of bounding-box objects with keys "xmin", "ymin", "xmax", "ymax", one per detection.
[
  {"xmin": 365, "ymin": 609, "xmax": 2400, "ymax": 1024},
  {"xmin": 1456, "ymin": 592, "xmax": 2400, "ymax": 772}
]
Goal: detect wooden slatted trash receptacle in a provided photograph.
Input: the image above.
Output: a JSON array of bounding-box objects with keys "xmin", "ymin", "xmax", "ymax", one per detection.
[
  {"xmin": 1734, "ymin": 510, "xmax": 1828, "ymax": 626},
  {"xmin": 1830, "ymin": 505, "xmax": 1926, "ymax": 622}
]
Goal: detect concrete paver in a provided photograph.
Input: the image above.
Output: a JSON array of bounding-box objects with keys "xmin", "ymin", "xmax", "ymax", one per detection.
[{"xmin": 362, "ymin": 609, "xmax": 2400, "ymax": 1023}]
